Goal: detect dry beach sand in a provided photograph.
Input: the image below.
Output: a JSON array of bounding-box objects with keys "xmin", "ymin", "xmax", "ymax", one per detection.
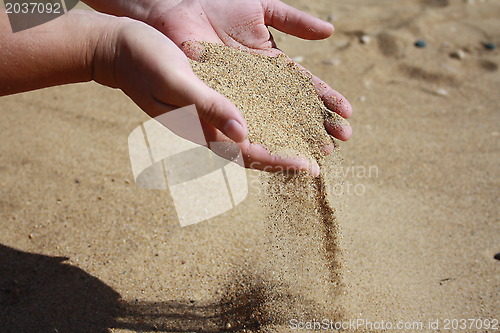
[
  {"xmin": 191, "ymin": 42, "xmax": 345, "ymax": 326},
  {"xmin": 1, "ymin": 0, "xmax": 499, "ymax": 332}
]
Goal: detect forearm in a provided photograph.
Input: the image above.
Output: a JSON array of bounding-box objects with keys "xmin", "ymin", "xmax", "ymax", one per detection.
[
  {"xmin": 81, "ymin": 0, "xmax": 179, "ymax": 23},
  {"xmin": 0, "ymin": 9, "xmax": 117, "ymax": 96}
]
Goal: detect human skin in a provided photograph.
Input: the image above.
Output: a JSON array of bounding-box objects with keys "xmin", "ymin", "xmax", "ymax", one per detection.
[
  {"xmin": 0, "ymin": 1, "xmax": 351, "ymax": 176},
  {"xmin": 82, "ymin": 0, "xmax": 353, "ymax": 175},
  {"xmin": 82, "ymin": 0, "xmax": 353, "ymax": 135},
  {"xmin": 0, "ymin": 9, "xmax": 247, "ymax": 143}
]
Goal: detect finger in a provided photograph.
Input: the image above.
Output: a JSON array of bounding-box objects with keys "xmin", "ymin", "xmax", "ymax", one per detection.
[
  {"xmin": 164, "ymin": 68, "xmax": 248, "ymax": 143},
  {"xmin": 311, "ymin": 75, "xmax": 353, "ymax": 119},
  {"xmin": 263, "ymin": 0, "xmax": 334, "ymax": 40},
  {"xmin": 240, "ymin": 140, "xmax": 320, "ymax": 177},
  {"xmin": 199, "ymin": 123, "xmax": 321, "ymax": 176},
  {"xmin": 196, "ymin": 88, "xmax": 248, "ymax": 143},
  {"xmin": 124, "ymin": 31, "xmax": 247, "ymax": 143},
  {"xmin": 289, "ymin": 59, "xmax": 353, "ymax": 119},
  {"xmin": 271, "ymin": 55, "xmax": 353, "ymax": 140},
  {"xmin": 197, "ymin": 122, "xmax": 320, "ymax": 176},
  {"xmin": 324, "ymin": 117, "xmax": 352, "ymax": 141},
  {"xmin": 321, "ymin": 144, "xmax": 335, "ymax": 156}
]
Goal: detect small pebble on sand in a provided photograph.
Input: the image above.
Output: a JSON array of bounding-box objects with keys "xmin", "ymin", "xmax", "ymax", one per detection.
[
  {"xmin": 326, "ymin": 15, "xmax": 336, "ymax": 22},
  {"xmin": 415, "ymin": 40, "xmax": 427, "ymax": 48},
  {"xmin": 360, "ymin": 35, "xmax": 371, "ymax": 44},
  {"xmin": 450, "ymin": 50, "xmax": 466, "ymax": 60},
  {"xmin": 494, "ymin": 252, "xmax": 500, "ymax": 261},
  {"xmin": 322, "ymin": 58, "xmax": 341, "ymax": 66},
  {"xmin": 483, "ymin": 42, "xmax": 496, "ymax": 50},
  {"xmin": 436, "ymin": 88, "xmax": 449, "ymax": 96}
]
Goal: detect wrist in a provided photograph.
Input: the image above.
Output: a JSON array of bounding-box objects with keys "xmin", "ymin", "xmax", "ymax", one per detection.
[
  {"xmin": 88, "ymin": 13, "xmax": 126, "ymax": 89},
  {"xmin": 90, "ymin": 15, "xmax": 161, "ymax": 90}
]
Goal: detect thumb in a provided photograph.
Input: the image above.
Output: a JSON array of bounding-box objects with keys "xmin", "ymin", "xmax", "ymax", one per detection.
[
  {"xmin": 170, "ymin": 69, "xmax": 248, "ymax": 143},
  {"xmin": 194, "ymin": 84, "xmax": 248, "ymax": 143},
  {"xmin": 264, "ymin": 0, "xmax": 334, "ymax": 40}
]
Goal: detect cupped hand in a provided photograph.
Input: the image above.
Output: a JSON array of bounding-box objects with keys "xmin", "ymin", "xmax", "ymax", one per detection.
[
  {"xmin": 146, "ymin": 0, "xmax": 353, "ymax": 140},
  {"xmin": 93, "ymin": 18, "xmax": 320, "ymax": 175}
]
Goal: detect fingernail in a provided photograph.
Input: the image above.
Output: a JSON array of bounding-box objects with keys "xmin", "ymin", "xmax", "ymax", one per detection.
[
  {"xmin": 325, "ymin": 117, "xmax": 352, "ymax": 140},
  {"xmin": 338, "ymin": 120, "xmax": 351, "ymax": 132},
  {"xmin": 310, "ymin": 161, "xmax": 320, "ymax": 177},
  {"xmin": 321, "ymin": 144, "xmax": 335, "ymax": 156},
  {"xmin": 223, "ymin": 119, "xmax": 246, "ymax": 142}
]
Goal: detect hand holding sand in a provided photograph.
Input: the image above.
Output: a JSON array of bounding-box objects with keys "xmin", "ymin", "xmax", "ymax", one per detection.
[
  {"xmin": 144, "ymin": 0, "xmax": 353, "ymax": 140},
  {"xmin": 98, "ymin": 18, "xmax": 323, "ymax": 175},
  {"xmin": 0, "ymin": 10, "xmax": 246, "ymax": 144},
  {"xmin": 83, "ymin": 0, "xmax": 352, "ymax": 174},
  {"xmin": 2, "ymin": 0, "xmax": 350, "ymax": 175}
]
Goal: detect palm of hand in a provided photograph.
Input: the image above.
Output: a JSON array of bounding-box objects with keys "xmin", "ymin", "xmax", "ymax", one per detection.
[{"xmin": 149, "ymin": 0, "xmax": 279, "ymax": 56}]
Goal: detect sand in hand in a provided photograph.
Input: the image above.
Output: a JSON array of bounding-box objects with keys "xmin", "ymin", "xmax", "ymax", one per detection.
[{"xmin": 191, "ymin": 42, "xmax": 346, "ymax": 327}]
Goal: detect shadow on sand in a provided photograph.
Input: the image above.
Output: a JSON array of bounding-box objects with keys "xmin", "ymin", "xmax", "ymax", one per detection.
[{"xmin": 0, "ymin": 244, "xmax": 280, "ymax": 332}]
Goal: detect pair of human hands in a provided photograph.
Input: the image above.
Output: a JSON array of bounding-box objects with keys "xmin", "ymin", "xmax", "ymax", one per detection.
[{"xmin": 91, "ymin": 0, "xmax": 352, "ymax": 176}]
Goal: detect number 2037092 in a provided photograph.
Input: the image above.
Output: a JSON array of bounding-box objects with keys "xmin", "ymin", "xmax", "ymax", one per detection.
[
  {"xmin": 443, "ymin": 318, "xmax": 498, "ymax": 330},
  {"xmin": 6, "ymin": 2, "xmax": 62, "ymax": 14}
]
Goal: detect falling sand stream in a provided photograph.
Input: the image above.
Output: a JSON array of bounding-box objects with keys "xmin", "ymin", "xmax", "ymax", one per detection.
[{"xmin": 190, "ymin": 42, "xmax": 347, "ymax": 329}]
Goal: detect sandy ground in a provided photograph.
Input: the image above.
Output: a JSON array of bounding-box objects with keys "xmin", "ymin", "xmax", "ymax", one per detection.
[{"xmin": 0, "ymin": 0, "xmax": 499, "ymax": 332}]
